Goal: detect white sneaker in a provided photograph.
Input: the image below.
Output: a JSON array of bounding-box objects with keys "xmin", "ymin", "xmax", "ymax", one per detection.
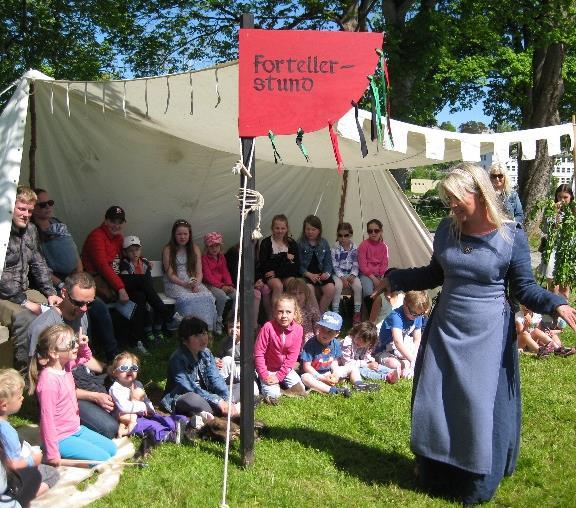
[
  {"xmin": 136, "ymin": 341, "xmax": 150, "ymax": 356},
  {"xmin": 167, "ymin": 312, "xmax": 183, "ymax": 331}
]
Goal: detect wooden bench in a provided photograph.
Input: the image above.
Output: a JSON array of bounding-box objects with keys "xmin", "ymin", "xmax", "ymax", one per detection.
[{"xmin": 149, "ymin": 260, "xmax": 176, "ymax": 306}]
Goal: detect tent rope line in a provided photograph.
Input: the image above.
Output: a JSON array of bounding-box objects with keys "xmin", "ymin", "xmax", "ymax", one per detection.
[
  {"xmin": 356, "ymin": 170, "xmax": 365, "ymax": 235},
  {"xmin": 220, "ymin": 138, "xmax": 257, "ymax": 508},
  {"xmin": 0, "ymin": 79, "xmax": 18, "ymax": 98}
]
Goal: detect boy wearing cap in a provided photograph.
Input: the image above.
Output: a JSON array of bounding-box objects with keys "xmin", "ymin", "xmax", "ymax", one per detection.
[
  {"xmin": 201, "ymin": 232, "xmax": 236, "ymax": 335},
  {"xmin": 300, "ymin": 311, "xmax": 378, "ymax": 396},
  {"xmin": 120, "ymin": 236, "xmax": 171, "ymax": 346}
]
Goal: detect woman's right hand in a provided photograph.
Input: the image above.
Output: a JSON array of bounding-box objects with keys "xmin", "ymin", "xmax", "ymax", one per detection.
[
  {"xmin": 218, "ymin": 400, "xmax": 238, "ymax": 417},
  {"xmin": 371, "ymin": 277, "xmax": 391, "ymax": 298}
]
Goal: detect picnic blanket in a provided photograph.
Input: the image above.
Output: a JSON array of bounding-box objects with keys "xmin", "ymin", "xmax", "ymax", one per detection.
[{"xmin": 16, "ymin": 425, "xmax": 134, "ymax": 508}]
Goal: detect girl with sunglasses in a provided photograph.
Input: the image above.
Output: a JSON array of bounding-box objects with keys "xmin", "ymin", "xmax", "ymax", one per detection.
[
  {"xmin": 109, "ymin": 352, "xmax": 187, "ymax": 442},
  {"xmin": 331, "ymin": 222, "xmax": 362, "ymax": 323},
  {"xmin": 489, "ymin": 164, "xmax": 524, "ymax": 223},
  {"xmin": 358, "ymin": 219, "xmax": 389, "ymax": 322},
  {"xmin": 28, "ymin": 324, "xmax": 116, "ymax": 466}
]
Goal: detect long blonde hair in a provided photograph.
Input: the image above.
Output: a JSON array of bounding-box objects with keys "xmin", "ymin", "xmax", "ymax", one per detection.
[
  {"xmin": 438, "ymin": 162, "xmax": 508, "ymax": 237},
  {"xmin": 28, "ymin": 324, "xmax": 74, "ymax": 395},
  {"xmin": 275, "ymin": 293, "xmax": 303, "ymax": 325}
]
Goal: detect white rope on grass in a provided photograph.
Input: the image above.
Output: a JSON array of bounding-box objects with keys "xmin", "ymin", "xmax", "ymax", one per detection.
[{"xmin": 220, "ymin": 138, "xmax": 259, "ymax": 508}]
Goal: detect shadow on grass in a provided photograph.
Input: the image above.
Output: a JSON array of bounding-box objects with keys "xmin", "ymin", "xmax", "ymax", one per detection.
[{"xmin": 263, "ymin": 424, "xmax": 417, "ymax": 490}]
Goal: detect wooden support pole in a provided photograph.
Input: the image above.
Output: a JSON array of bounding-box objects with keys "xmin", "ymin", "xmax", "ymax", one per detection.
[
  {"xmin": 28, "ymin": 81, "xmax": 36, "ymax": 188},
  {"xmin": 239, "ymin": 12, "xmax": 256, "ymax": 468}
]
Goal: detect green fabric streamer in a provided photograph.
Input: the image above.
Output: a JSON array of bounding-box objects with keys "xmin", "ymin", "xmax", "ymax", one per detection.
[
  {"xmin": 296, "ymin": 128, "xmax": 310, "ymax": 162},
  {"xmin": 377, "ymin": 48, "xmax": 394, "ymax": 148},
  {"xmin": 268, "ymin": 130, "xmax": 283, "ymax": 164},
  {"xmin": 368, "ymin": 75, "xmax": 382, "ymax": 145}
]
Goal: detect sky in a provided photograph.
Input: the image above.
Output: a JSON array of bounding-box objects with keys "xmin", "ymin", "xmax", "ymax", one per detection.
[{"xmin": 436, "ymin": 101, "xmax": 492, "ymax": 130}]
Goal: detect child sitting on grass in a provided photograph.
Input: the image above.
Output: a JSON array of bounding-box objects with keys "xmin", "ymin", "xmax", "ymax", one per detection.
[
  {"xmin": 109, "ymin": 351, "xmax": 188, "ymax": 442},
  {"xmin": 300, "ymin": 311, "xmax": 379, "ymax": 396},
  {"xmin": 340, "ymin": 321, "xmax": 399, "ymax": 383},
  {"xmin": 254, "ymin": 294, "xmax": 305, "ymax": 400},
  {"xmin": 28, "ymin": 324, "xmax": 116, "ymax": 466},
  {"xmin": 515, "ymin": 305, "xmax": 576, "ymax": 358},
  {"xmin": 374, "ymin": 290, "xmax": 430, "ymax": 378},
  {"xmin": 215, "ymin": 316, "xmax": 259, "ymax": 395},
  {"xmin": 0, "ymin": 369, "xmax": 59, "ymax": 500}
]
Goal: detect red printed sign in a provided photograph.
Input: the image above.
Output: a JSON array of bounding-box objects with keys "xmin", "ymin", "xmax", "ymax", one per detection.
[{"xmin": 239, "ymin": 29, "xmax": 383, "ymax": 137}]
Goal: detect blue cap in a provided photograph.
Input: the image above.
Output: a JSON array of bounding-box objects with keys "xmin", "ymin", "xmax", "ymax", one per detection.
[{"xmin": 316, "ymin": 311, "xmax": 343, "ymax": 331}]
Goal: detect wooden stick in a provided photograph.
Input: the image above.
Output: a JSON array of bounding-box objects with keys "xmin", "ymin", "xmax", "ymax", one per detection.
[{"xmin": 59, "ymin": 458, "xmax": 147, "ymax": 468}]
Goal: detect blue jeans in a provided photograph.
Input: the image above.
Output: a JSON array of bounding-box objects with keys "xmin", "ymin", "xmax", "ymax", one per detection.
[
  {"xmin": 88, "ymin": 297, "xmax": 119, "ymax": 361},
  {"xmin": 78, "ymin": 399, "xmax": 119, "ymax": 439},
  {"xmin": 58, "ymin": 425, "xmax": 116, "ymax": 461},
  {"xmin": 359, "ymin": 365, "xmax": 393, "ymax": 380}
]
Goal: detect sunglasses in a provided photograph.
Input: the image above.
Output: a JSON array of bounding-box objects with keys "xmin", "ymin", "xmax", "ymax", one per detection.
[
  {"xmin": 368, "ymin": 228, "xmax": 380, "ymax": 234},
  {"xmin": 56, "ymin": 339, "xmax": 77, "ymax": 351},
  {"xmin": 37, "ymin": 200, "xmax": 55, "ymax": 208},
  {"xmin": 337, "ymin": 233, "xmax": 351, "ymax": 238},
  {"xmin": 67, "ymin": 293, "xmax": 94, "ymax": 309},
  {"xmin": 407, "ymin": 306, "xmax": 424, "ymax": 317},
  {"xmin": 490, "ymin": 174, "xmax": 504, "ymax": 180},
  {"xmin": 115, "ymin": 364, "xmax": 139, "ymax": 373}
]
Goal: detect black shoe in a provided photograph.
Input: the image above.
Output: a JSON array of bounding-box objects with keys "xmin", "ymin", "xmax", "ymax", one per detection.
[
  {"xmin": 354, "ymin": 382, "xmax": 381, "ymax": 392},
  {"xmin": 134, "ymin": 430, "xmax": 157, "ymax": 459},
  {"xmin": 555, "ymin": 346, "xmax": 576, "ymax": 357},
  {"xmin": 338, "ymin": 387, "xmax": 351, "ymax": 398}
]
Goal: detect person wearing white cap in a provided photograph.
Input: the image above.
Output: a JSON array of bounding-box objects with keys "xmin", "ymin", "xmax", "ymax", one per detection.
[{"xmin": 120, "ymin": 235, "xmax": 172, "ymax": 352}]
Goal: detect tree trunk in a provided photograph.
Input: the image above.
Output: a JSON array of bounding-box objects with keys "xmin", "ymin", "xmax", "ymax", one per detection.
[{"xmin": 518, "ymin": 42, "xmax": 564, "ymax": 234}]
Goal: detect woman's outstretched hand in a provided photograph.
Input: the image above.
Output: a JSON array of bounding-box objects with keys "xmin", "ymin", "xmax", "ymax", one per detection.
[
  {"xmin": 556, "ymin": 304, "xmax": 576, "ymax": 330},
  {"xmin": 371, "ymin": 277, "xmax": 391, "ymax": 299}
]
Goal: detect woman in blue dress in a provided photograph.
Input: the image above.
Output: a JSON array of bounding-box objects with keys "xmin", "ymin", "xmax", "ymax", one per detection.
[{"xmin": 375, "ymin": 163, "xmax": 576, "ymax": 504}]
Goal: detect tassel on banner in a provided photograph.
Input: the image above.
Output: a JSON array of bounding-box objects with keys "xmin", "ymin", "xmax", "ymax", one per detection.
[
  {"xmin": 268, "ymin": 131, "xmax": 283, "ymax": 164},
  {"xmin": 328, "ymin": 122, "xmax": 344, "ymax": 174},
  {"xmin": 377, "ymin": 49, "xmax": 394, "ymax": 148},
  {"xmin": 368, "ymin": 75, "xmax": 382, "ymax": 145},
  {"xmin": 296, "ymin": 128, "xmax": 310, "ymax": 162},
  {"xmin": 351, "ymin": 101, "xmax": 368, "ymax": 157}
]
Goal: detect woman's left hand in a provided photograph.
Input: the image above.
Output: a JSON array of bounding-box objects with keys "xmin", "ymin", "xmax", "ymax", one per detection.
[{"xmin": 556, "ymin": 304, "xmax": 576, "ymax": 330}]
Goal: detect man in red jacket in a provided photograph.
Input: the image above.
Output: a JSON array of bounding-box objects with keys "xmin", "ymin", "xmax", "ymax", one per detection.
[{"xmin": 81, "ymin": 206, "xmax": 129, "ymax": 303}]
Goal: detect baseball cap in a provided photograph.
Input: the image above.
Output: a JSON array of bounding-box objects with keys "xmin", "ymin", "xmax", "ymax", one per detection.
[
  {"xmin": 316, "ymin": 311, "xmax": 343, "ymax": 331},
  {"xmin": 204, "ymin": 232, "xmax": 223, "ymax": 247},
  {"xmin": 105, "ymin": 206, "xmax": 126, "ymax": 222},
  {"xmin": 123, "ymin": 235, "xmax": 141, "ymax": 249}
]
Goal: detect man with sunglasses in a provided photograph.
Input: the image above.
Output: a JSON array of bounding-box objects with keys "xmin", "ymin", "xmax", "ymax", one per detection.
[
  {"xmin": 27, "ymin": 272, "xmax": 119, "ymax": 439},
  {"xmin": 0, "ymin": 186, "xmax": 62, "ymax": 368}
]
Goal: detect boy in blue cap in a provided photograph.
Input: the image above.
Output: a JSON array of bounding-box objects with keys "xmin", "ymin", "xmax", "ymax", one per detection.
[{"xmin": 300, "ymin": 311, "xmax": 379, "ymax": 396}]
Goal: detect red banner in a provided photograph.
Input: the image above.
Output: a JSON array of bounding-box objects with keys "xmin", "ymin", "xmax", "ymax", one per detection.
[{"xmin": 239, "ymin": 29, "xmax": 383, "ymax": 137}]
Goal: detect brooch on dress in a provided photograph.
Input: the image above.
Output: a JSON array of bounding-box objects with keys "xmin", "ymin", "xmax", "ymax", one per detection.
[{"xmin": 462, "ymin": 245, "xmax": 473, "ymax": 254}]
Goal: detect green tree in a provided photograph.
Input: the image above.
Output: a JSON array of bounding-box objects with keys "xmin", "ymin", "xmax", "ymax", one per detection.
[
  {"xmin": 458, "ymin": 120, "xmax": 488, "ymax": 133},
  {"xmin": 439, "ymin": 120, "xmax": 457, "ymax": 131},
  {"xmin": 0, "ymin": 0, "xmax": 120, "ymax": 97}
]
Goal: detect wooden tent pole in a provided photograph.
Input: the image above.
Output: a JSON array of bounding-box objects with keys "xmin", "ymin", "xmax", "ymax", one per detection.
[
  {"xmin": 338, "ymin": 171, "xmax": 348, "ymax": 224},
  {"xmin": 28, "ymin": 81, "xmax": 36, "ymax": 188},
  {"xmin": 239, "ymin": 12, "xmax": 256, "ymax": 468}
]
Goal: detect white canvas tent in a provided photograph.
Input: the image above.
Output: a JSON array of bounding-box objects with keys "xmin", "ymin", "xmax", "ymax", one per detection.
[{"xmin": 0, "ymin": 61, "xmax": 573, "ymax": 273}]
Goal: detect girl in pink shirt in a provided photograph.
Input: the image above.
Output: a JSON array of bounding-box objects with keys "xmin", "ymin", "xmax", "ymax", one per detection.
[
  {"xmin": 254, "ymin": 294, "xmax": 305, "ymax": 400},
  {"xmin": 358, "ymin": 219, "xmax": 389, "ymax": 322},
  {"xmin": 28, "ymin": 324, "xmax": 116, "ymax": 466},
  {"xmin": 201, "ymin": 232, "xmax": 236, "ymax": 334}
]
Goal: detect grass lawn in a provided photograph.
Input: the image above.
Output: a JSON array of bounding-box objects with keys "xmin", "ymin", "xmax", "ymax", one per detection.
[{"xmin": 14, "ymin": 329, "xmax": 570, "ymax": 507}]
